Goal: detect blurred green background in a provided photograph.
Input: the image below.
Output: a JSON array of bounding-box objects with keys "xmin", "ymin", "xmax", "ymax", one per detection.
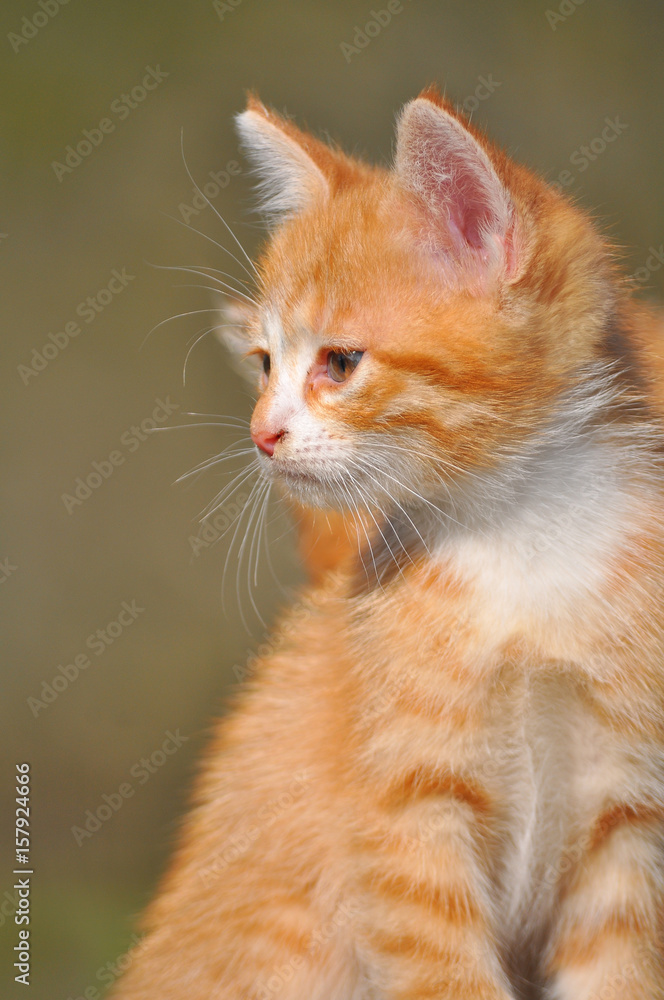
[{"xmin": 1, "ymin": 1, "xmax": 663, "ymax": 997}]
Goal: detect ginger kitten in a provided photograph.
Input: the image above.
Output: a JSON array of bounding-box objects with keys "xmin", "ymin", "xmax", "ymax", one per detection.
[{"xmin": 113, "ymin": 89, "xmax": 664, "ymax": 1000}]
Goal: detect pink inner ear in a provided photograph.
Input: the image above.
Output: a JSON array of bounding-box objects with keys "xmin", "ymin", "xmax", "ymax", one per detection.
[
  {"xmin": 421, "ymin": 130, "xmax": 506, "ymax": 254},
  {"xmin": 445, "ymin": 164, "xmax": 498, "ymax": 251},
  {"xmin": 396, "ymin": 102, "xmax": 512, "ymax": 272}
]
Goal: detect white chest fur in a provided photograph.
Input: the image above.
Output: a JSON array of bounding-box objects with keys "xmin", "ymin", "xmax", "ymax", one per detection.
[{"xmin": 436, "ymin": 434, "xmax": 646, "ymax": 649}]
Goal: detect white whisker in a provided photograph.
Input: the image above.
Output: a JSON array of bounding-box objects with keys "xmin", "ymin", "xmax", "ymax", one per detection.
[
  {"xmin": 182, "ymin": 411, "xmax": 250, "ymax": 426},
  {"xmin": 346, "ymin": 471, "xmax": 412, "ymax": 581},
  {"xmin": 199, "ymin": 459, "xmax": 261, "ymax": 521},
  {"xmin": 182, "ymin": 324, "xmax": 231, "ymax": 385},
  {"xmin": 160, "ymin": 209, "xmax": 257, "ymax": 282},
  {"xmin": 151, "ymin": 423, "xmax": 250, "ymax": 433},
  {"xmin": 180, "ymin": 129, "xmax": 259, "ymax": 278},
  {"xmin": 249, "ymin": 479, "xmax": 272, "ymax": 591},
  {"xmin": 228, "ymin": 476, "xmax": 267, "ymax": 629},
  {"xmin": 149, "ymin": 262, "xmax": 258, "ymax": 307},
  {"xmin": 339, "ymin": 481, "xmax": 375, "ymax": 587},
  {"xmin": 176, "ymin": 441, "xmax": 254, "ymax": 484},
  {"xmin": 348, "ymin": 457, "xmax": 432, "ymax": 559},
  {"xmin": 140, "ymin": 307, "xmax": 229, "ymax": 351}
]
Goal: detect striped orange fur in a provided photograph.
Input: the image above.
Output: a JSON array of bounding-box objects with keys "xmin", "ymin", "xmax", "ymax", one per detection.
[{"xmin": 112, "ymin": 90, "xmax": 664, "ymax": 999}]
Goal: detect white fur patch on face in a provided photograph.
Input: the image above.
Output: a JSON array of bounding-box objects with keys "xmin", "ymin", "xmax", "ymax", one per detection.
[{"xmin": 257, "ymin": 310, "xmax": 356, "ymax": 506}]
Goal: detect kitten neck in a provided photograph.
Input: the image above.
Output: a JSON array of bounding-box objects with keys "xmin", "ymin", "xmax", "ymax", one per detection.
[{"xmin": 352, "ymin": 363, "xmax": 661, "ymax": 592}]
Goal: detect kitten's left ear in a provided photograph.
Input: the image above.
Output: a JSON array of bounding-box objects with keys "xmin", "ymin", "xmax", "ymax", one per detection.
[
  {"xmin": 395, "ymin": 90, "xmax": 519, "ymax": 281},
  {"xmin": 236, "ymin": 94, "xmax": 353, "ymax": 223}
]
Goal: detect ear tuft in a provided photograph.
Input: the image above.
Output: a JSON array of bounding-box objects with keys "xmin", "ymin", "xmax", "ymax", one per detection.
[
  {"xmin": 395, "ymin": 95, "xmax": 516, "ymax": 280},
  {"xmin": 414, "ymin": 83, "xmax": 454, "ymax": 114},
  {"xmin": 236, "ymin": 95, "xmax": 352, "ymax": 224}
]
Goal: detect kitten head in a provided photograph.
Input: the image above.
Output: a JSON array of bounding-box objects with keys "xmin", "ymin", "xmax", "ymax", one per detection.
[{"xmin": 224, "ymin": 89, "xmax": 617, "ymax": 515}]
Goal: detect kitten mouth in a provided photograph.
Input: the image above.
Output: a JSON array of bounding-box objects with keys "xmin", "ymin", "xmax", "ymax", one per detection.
[
  {"xmin": 263, "ymin": 451, "xmax": 318, "ymax": 480},
  {"xmin": 267, "ymin": 460, "xmax": 345, "ymax": 508},
  {"xmin": 275, "ymin": 465, "xmax": 326, "ymax": 487}
]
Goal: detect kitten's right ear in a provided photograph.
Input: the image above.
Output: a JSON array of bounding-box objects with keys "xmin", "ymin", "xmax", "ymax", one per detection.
[{"xmin": 235, "ymin": 94, "xmax": 350, "ymax": 222}]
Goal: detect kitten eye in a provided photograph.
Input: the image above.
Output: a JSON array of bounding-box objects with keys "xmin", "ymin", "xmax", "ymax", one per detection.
[
  {"xmin": 262, "ymin": 353, "xmax": 271, "ymax": 377},
  {"xmin": 327, "ymin": 350, "xmax": 363, "ymax": 383}
]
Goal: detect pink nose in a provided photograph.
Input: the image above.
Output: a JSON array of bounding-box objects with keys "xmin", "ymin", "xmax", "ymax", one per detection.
[{"xmin": 251, "ymin": 427, "xmax": 283, "ymax": 457}]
